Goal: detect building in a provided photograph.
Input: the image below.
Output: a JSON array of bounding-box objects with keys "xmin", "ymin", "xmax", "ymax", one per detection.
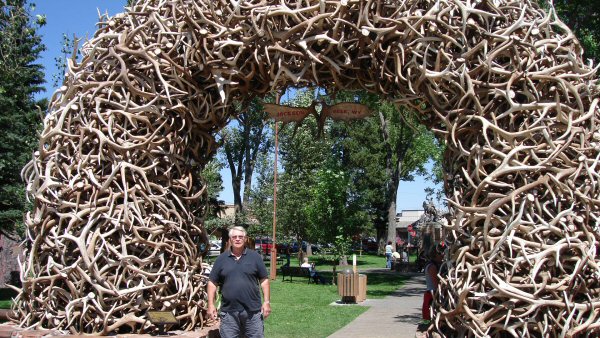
[
  {"xmin": 217, "ymin": 204, "xmax": 236, "ymax": 219},
  {"xmin": 395, "ymin": 208, "xmax": 447, "ymax": 253},
  {"xmin": 395, "ymin": 209, "xmax": 424, "ymax": 249}
]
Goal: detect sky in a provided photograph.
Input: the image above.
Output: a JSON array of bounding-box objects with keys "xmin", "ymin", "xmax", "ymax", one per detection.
[{"xmin": 32, "ymin": 1, "xmax": 442, "ymax": 211}]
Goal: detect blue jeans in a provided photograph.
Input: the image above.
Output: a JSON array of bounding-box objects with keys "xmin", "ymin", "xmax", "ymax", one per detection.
[
  {"xmin": 219, "ymin": 309, "xmax": 264, "ymax": 338},
  {"xmin": 386, "ymin": 253, "xmax": 392, "ymax": 268}
]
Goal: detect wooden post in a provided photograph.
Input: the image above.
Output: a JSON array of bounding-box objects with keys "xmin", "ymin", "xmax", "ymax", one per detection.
[{"xmin": 270, "ymin": 111, "xmax": 279, "ymax": 280}]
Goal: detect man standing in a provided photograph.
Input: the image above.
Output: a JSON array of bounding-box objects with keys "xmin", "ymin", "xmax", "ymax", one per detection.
[
  {"xmin": 385, "ymin": 241, "xmax": 393, "ymax": 269},
  {"xmin": 207, "ymin": 226, "xmax": 271, "ymax": 338}
]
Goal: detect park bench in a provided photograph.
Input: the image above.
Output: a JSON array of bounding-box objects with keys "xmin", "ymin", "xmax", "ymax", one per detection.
[{"xmin": 280, "ymin": 265, "xmax": 312, "ymax": 283}]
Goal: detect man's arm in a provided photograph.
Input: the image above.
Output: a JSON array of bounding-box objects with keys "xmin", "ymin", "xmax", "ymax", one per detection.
[
  {"xmin": 260, "ymin": 278, "xmax": 271, "ymax": 319},
  {"xmin": 207, "ymin": 280, "xmax": 218, "ymax": 320}
]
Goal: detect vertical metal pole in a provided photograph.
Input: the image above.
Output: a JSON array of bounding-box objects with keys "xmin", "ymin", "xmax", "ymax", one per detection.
[{"xmin": 270, "ymin": 120, "xmax": 278, "ymax": 280}]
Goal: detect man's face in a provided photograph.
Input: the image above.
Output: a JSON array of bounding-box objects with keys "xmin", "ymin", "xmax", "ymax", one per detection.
[{"xmin": 229, "ymin": 230, "xmax": 246, "ymax": 250}]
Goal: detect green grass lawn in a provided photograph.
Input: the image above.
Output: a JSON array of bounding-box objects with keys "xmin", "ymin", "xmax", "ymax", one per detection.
[
  {"xmin": 0, "ymin": 288, "xmax": 16, "ymax": 310},
  {"xmin": 278, "ymin": 252, "xmax": 420, "ymax": 273},
  {"xmin": 265, "ymin": 271, "xmax": 409, "ymax": 337},
  {"xmin": 0, "ymin": 300, "xmax": 11, "ymax": 309},
  {"xmin": 279, "ymin": 253, "xmax": 387, "ymax": 271}
]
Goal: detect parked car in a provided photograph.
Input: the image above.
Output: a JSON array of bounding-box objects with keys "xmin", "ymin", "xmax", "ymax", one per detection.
[
  {"xmin": 277, "ymin": 242, "xmax": 295, "ymax": 254},
  {"xmin": 362, "ymin": 238, "xmax": 378, "ymax": 253},
  {"xmin": 255, "ymin": 237, "xmax": 275, "ymax": 254},
  {"xmin": 302, "ymin": 241, "xmax": 321, "ymax": 253},
  {"xmin": 353, "ymin": 238, "xmax": 378, "ymax": 253},
  {"xmin": 277, "ymin": 241, "xmax": 320, "ymax": 254}
]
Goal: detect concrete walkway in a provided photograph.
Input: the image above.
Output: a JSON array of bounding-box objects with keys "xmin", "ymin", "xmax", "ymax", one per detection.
[{"xmin": 328, "ymin": 271, "xmax": 425, "ymax": 338}]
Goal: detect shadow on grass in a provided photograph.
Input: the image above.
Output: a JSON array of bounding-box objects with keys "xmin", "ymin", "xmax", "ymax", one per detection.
[
  {"xmin": 0, "ymin": 288, "xmax": 17, "ymax": 311},
  {"xmin": 0, "ymin": 288, "xmax": 17, "ymax": 301}
]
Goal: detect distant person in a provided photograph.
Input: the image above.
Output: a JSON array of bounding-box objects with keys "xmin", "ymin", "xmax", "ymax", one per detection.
[
  {"xmin": 422, "ymin": 246, "xmax": 443, "ymax": 325},
  {"xmin": 285, "ymin": 244, "xmax": 292, "ymax": 266},
  {"xmin": 301, "ymin": 257, "xmax": 326, "ymax": 284},
  {"xmin": 207, "ymin": 226, "xmax": 271, "ymax": 338},
  {"xmin": 401, "ymin": 249, "xmax": 409, "ymax": 271},
  {"xmin": 392, "ymin": 251, "xmax": 401, "ymax": 271},
  {"xmin": 385, "ymin": 241, "xmax": 393, "ymax": 269}
]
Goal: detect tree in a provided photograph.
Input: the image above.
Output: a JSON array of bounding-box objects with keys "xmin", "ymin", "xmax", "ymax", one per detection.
[
  {"xmin": 304, "ymin": 165, "xmax": 368, "ymax": 259},
  {"xmin": 330, "ymin": 92, "xmax": 443, "ymax": 250},
  {"xmin": 540, "ymin": 1, "xmax": 600, "ymax": 63},
  {"xmin": 245, "ymin": 146, "xmax": 274, "ymax": 238},
  {"xmin": 247, "ymin": 88, "xmax": 443, "ymax": 256},
  {"xmin": 198, "ymin": 158, "xmax": 225, "ymax": 221},
  {"xmin": 375, "ymin": 103, "xmax": 442, "ymax": 250},
  {"xmin": 0, "ymin": 0, "xmax": 45, "ymax": 239},
  {"xmin": 51, "ymin": 33, "xmax": 80, "ymax": 87},
  {"xmin": 220, "ymin": 97, "xmax": 273, "ymax": 222},
  {"xmin": 274, "ymin": 89, "xmax": 326, "ymax": 245}
]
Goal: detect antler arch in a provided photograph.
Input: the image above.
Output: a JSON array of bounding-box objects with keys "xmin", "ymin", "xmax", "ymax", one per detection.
[{"xmin": 16, "ymin": 0, "xmax": 600, "ymax": 336}]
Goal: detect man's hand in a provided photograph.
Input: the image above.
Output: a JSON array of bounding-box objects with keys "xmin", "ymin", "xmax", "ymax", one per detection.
[
  {"xmin": 261, "ymin": 302, "xmax": 271, "ymax": 319},
  {"xmin": 260, "ymin": 278, "xmax": 271, "ymax": 319},
  {"xmin": 207, "ymin": 281, "xmax": 219, "ymax": 321},
  {"xmin": 207, "ymin": 303, "xmax": 218, "ymax": 321}
]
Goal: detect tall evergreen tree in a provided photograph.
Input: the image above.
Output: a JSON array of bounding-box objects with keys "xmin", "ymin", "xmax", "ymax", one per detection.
[{"xmin": 0, "ymin": 0, "xmax": 45, "ymax": 239}]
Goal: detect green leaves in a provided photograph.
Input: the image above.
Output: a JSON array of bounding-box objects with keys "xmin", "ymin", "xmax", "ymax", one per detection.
[
  {"xmin": 304, "ymin": 166, "xmax": 359, "ymax": 257},
  {"xmin": 34, "ymin": 14, "xmax": 45, "ymax": 26},
  {"xmin": 542, "ymin": 0, "xmax": 600, "ymax": 63},
  {"xmin": 0, "ymin": 0, "xmax": 45, "ymax": 239}
]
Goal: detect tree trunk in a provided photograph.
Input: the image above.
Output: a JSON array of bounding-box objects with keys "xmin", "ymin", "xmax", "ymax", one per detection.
[
  {"xmin": 242, "ymin": 129, "xmax": 256, "ymax": 206},
  {"xmin": 232, "ymin": 176, "xmax": 243, "ymax": 219},
  {"xmin": 306, "ymin": 241, "xmax": 313, "ymax": 256},
  {"xmin": 378, "ymin": 110, "xmax": 406, "ymax": 253},
  {"xmin": 220, "ymin": 227, "xmax": 230, "ymax": 253},
  {"xmin": 387, "ymin": 191, "xmax": 398, "ymax": 252},
  {"xmin": 243, "ymin": 173, "xmax": 252, "ymax": 206},
  {"xmin": 241, "ymin": 119, "xmax": 251, "ymax": 207},
  {"xmin": 225, "ymin": 143, "xmax": 244, "ymax": 223},
  {"xmin": 376, "ymin": 226, "xmax": 387, "ymax": 254}
]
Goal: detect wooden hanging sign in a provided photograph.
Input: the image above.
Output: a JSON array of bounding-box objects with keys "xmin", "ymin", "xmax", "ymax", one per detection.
[
  {"xmin": 264, "ymin": 103, "xmax": 313, "ymax": 123},
  {"xmin": 321, "ymin": 102, "xmax": 371, "ymax": 121}
]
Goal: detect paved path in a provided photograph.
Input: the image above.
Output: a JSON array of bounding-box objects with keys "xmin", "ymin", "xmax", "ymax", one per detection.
[{"xmin": 328, "ymin": 271, "xmax": 425, "ymax": 338}]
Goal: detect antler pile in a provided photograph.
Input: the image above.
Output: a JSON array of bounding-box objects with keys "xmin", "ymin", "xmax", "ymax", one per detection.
[
  {"xmin": 15, "ymin": 0, "xmax": 222, "ymax": 333},
  {"xmin": 16, "ymin": 0, "xmax": 600, "ymax": 336}
]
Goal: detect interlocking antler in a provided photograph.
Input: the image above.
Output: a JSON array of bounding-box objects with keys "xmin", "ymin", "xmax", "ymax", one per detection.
[{"xmin": 15, "ymin": 0, "xmax": 600, "ymax": 336}]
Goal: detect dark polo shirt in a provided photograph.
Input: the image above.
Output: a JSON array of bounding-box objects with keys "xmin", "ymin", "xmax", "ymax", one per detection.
[{"xmin": 209, "ymin": 248, "xmax": 268, "ymax": 312}]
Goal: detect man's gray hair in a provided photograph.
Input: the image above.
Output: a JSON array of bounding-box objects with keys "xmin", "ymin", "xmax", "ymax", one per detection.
[{"xmin": 228, "ymin": 226, "xmax": 247, "ymax": 237}]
